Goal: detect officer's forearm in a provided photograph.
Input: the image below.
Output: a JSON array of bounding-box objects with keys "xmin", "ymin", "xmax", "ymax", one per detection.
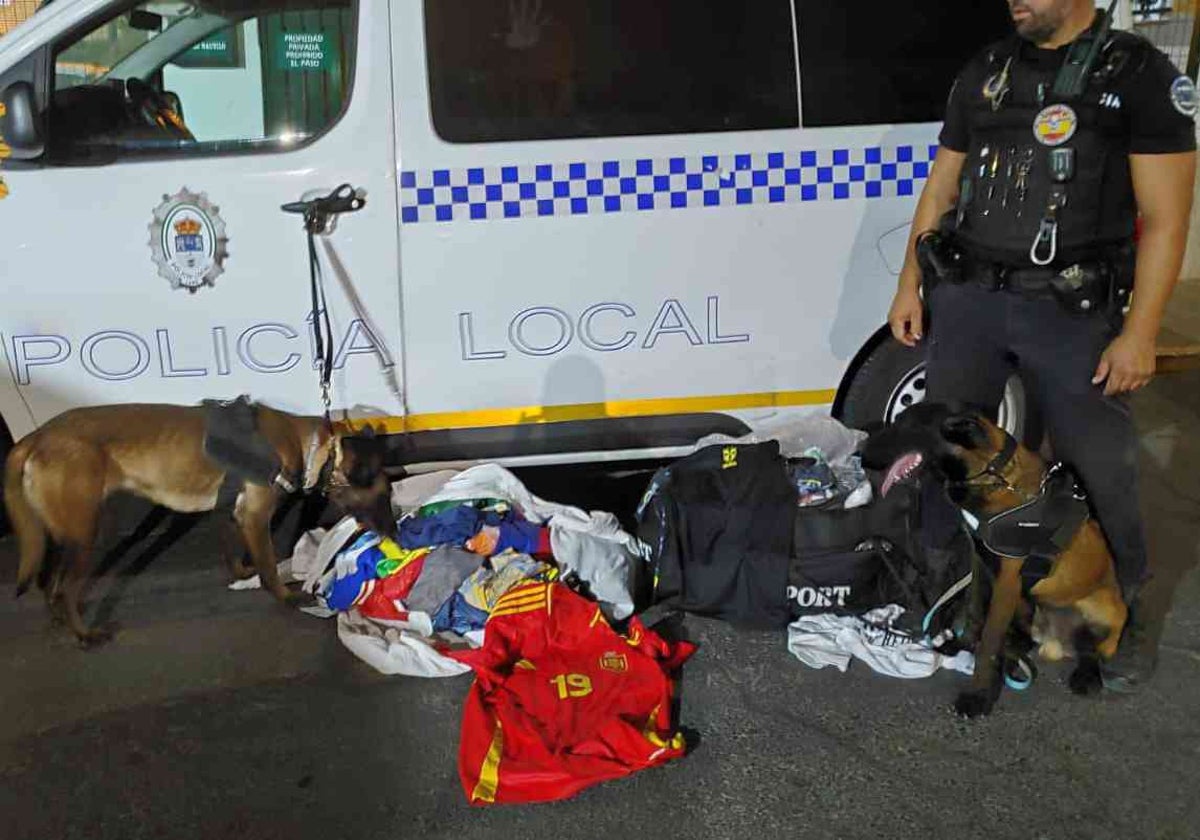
[
  {"xmin": 1123, "ymin": 216, "xmax": 1189, "ymax": 340},
  {"xmin": 898, "ymin": 149, "xmax": 965, "ymax": 293},
  {"xmin": 1125, "ymin": 151, "xmax": 1196, "ymax": 340},
  {"xmin": 898, "ymin": 192, "xmax": 954, "ymax": 292}
]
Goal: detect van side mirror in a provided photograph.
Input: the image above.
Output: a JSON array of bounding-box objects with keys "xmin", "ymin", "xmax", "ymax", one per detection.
[{"xmin": 1, "ymin": 81, "xmax": 44, "ymax": 159}]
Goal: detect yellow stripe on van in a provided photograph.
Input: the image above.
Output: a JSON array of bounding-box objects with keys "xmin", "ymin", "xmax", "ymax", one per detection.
[{"xmin": 343, "ymin": 389, "xmax": 836, "ymax": 434}]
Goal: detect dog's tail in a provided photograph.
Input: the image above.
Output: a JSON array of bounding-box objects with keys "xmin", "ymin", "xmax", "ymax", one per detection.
[{"xmin": 5, "ymin": 439, "xmax": 46, "ymax": 598}]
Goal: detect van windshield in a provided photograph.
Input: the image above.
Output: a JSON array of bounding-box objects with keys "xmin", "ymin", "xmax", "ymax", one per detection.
[{"xmin": 56, "ymin": 7, "xmax": 202, "ymax": 91}]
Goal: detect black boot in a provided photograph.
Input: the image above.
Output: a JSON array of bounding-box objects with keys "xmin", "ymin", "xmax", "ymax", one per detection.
[{"xmin": 1100, "ymin": 591, "xmax": 1158, "ymax": 694}]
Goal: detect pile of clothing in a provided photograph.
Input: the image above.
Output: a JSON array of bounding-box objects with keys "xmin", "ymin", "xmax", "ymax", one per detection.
[{"xmin": 247, "ymin": 463, "xmax": 695, "ymax": 805}]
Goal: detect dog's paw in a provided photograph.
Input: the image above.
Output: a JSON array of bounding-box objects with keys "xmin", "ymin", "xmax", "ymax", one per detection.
[
  {"xmin": 229, "ymin": 559, "xmax": 258, "ymax": 581},
  {"xmin": 283, "ymin": 590, "xmax": 317, "ymax": 609},
  {"xmin": 76, "ymin": 624, "xmax": 116, "ymax": 650},
  {"xmin": 953, "ymin": 689, "xmax": 996, "ymax": 719},
  {"xmin": 1068, "ymin": 660, "xmax": 1103, "ymax": 696}
]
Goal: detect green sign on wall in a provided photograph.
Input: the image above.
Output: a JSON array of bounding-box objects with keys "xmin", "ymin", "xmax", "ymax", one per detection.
[
  {"xmin": 274, "ymin": 30, "xmax": 337, "ymax": 71},
  {"xmin": 172, "ymin": 26, "xmax": 244, "ymax": 69}
]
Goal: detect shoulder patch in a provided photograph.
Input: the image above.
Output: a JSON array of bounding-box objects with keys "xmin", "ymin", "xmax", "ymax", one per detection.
[{"xmin": 1170, "ymin": 75, "xmax": 1197, "ymax": 118}]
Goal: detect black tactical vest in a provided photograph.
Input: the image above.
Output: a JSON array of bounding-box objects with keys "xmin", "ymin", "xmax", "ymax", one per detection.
[{"xmin": 951, "ymin": 32, "xmax": 1148, "ymax": 268}]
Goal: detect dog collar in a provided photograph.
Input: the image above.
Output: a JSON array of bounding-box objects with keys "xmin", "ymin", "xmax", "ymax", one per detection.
[{"xmin": 952, "ymin": 431, "xmax": 1020, "ymax": 494}]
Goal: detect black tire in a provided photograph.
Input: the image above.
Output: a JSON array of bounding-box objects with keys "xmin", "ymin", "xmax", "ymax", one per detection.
[{"xmin": 839, "ymin": 336, "xmax": 1044, "ymax": 447}]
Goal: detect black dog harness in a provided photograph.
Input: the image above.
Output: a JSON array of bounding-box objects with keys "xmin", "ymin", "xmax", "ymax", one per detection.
[
  {"xmin": 953, "ymin": 434, "xmax": 1091, "ymax": 579},
  {"xmin": 202, "ymin": 395, "xmax": 330, "ymax": 510}
]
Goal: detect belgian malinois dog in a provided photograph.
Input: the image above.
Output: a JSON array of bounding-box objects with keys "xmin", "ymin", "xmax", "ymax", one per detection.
[
  {"xmin": 4, "ymin": 401, "xmax": 398, "ymax": 647},
  {"xmin": 862, "ymin": 402, "xmax": 1127, "ymax": 718}
]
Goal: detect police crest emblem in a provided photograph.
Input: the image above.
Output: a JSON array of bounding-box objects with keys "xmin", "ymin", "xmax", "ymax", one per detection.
[
  {"xmin": 1033, "ymin": 104, "xmax": 1077, "ymax": 146},
  {"xmin": 1170, "ymin": 75, "xmax": 1197, "ymax": 118},
  {"xmin": 148, "ymin": 187, "xmax": 229, "ymax": 292}
]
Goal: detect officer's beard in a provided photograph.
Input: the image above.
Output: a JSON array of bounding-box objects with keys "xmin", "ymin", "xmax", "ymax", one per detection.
[{"xmin": 1011, "ymin": 4, "xmax": 1065, "ymax": 45}]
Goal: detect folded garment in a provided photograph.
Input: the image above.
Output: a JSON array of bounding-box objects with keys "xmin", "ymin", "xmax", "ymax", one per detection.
[
  {"xmin": 548, "ymin": 527, "xmax": 639, "ymax": 620},
  {"xmin": 406, "ymin": 547, "xmax": 484, "ymax": 616},
  {"xmin": 358, "ymin": 565, "xmax": 429, "ymax": 621},
  {"xmin": 399, "ymin": 505, "xmax": 482, "ymax": 549},
  {"xmin": 432, "ymin": 553, "xmax": 557, "ymax": 635},
  {"xmin": 390, "ymin": 469, "xmax": 459, "ymax": 516},
  {"xmin": 337, "ymin": 610, "xmax": 473, "ymax": 678},
  {"xmin": 325, "ymin": 538, "xmax": 426, "ymax": 612},
  {"xmin": 460, "ymin": 553, "xmax": 557, "ymax": 614},
  {"xmin": 465, "ymin": 522, "xmax": 551, "ymax": 558},
  {"xmin": 324, "ymin": 535, "xmax": 389, "ymax": 611},
  {"xmin": 421, "ymin": 464, "xmax": 644, "ymax": 621},
  {"xmin": 787, "ymin": 605, "xmax": 974, "ymax": 679},
  {"xmin": 376, "ymin": 547, "xmax": 431, "ymax": 579},
  {"xmin": 432, "ymin": 593, "xmax": 492, "ymax": 636},
  {"xmin": 447, "ymin": 582, "xmax": 695, "ymax": 805},
  {"xmin": 418, "ymin": 498, "xmax": 510, "ymax": 518}
]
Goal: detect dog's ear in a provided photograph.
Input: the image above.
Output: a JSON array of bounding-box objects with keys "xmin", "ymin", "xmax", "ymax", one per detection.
[{"xmin": 940, "ymin": 413, "xmax": 988, "ymax": 448}]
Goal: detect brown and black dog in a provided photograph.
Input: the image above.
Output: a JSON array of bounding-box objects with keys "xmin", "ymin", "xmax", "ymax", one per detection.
[
  {"xmin": 862, "ymin": 401, "xmax": 1127, "ymax": 718},
  {"xmin": 4, "ymin": 401, "xmax": 398, "ymax": 646}
]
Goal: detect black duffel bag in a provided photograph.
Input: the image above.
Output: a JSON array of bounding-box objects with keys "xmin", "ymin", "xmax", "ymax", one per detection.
[{"xmin": 787, "ymin": 478, "xmax": 974, "ymax": 636}]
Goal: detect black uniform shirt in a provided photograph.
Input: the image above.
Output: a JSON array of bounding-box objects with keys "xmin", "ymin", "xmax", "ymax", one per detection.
[
  {"xmin": 940, "ymin": 32, "xmax": 1197, "ymax": 156},
  {"xmin": 934, "ymin": 27, "xmax": 1195, "ymax": 264}
]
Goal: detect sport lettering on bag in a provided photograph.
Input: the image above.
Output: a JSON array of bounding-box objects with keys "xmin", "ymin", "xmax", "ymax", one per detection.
[
  {"xmin": 721, "ymin": 446, "xmax": 738, "ymax": 470},
  {"xmin": 787, "ymin": 585, "xmax": 852, "ymax": 609},
  {"xmin": 550, "ymin": 673, "xmax": 593, "ymax": 699}
]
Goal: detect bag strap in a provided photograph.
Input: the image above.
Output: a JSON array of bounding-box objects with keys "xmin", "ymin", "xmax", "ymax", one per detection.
[
  {"xmin": 874, "ymin": 541, "xmax": 927, "ymax": 614},
  {"xmin": 920, "ymin": 570, "xmax": 974, "ymax": 636}
]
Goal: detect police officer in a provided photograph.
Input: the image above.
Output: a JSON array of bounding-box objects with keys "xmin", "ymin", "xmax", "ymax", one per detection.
[{"xmin": 889, "ymin": 0, "xmax": 1197, "ymax": 691}]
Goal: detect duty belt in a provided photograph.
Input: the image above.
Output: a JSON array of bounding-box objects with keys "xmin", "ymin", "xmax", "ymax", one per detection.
[
  {"xmin": 964, "ymin": 260, "xmax": 1089, "ymax": 291},
  {"xmin": 961, "ymin": 257, "xmax": 1121, "ymax": 315}
]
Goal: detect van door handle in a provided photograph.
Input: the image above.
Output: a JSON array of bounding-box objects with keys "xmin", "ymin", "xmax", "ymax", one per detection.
[{"xmin": 282, "ymin": 183, "xmax": 366, "ymax": 233}]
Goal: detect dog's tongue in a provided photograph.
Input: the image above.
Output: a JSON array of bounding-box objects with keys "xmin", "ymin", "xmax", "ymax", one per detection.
[{"xmin": 881, "ymin": 452, "xmax": 923, "ymax": 497}]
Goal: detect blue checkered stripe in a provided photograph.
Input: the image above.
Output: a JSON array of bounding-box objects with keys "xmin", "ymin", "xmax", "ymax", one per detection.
[{"xmin": 399, "ymin": 144, "xmax": 938, "ymax": 224}]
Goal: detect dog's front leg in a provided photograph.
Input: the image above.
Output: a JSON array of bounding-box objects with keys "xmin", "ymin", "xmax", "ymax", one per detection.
[
  {"xmin": 235, "ymin": 484, "xmax": 294, "ymax": 603},
  {"xmin": 219, "ymin": 517, "xmax": 257, "ymax": 581},
  {"xmin": 955, "ymin": 556, "xmax": 1023, "ymax": 719},
  {"xmin": 956, "ymin": 551, "xmax": 992, "ymax": 648}
]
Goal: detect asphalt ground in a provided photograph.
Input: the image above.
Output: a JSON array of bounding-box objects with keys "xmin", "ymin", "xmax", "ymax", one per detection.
[{"xmin": 2, "ymin": 370, "xmax": 1199, "ymax": 840}]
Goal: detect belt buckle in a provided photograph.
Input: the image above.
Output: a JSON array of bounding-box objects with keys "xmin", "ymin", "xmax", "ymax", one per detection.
[{"xmin": 993, "ymin": 265, "xmax": 1009, "ymax": 291}]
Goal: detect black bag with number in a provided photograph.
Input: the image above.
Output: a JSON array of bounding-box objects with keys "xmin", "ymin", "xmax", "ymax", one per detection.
[{"xmin": 636, "ymin": 440, "xmax": 796, "ymax": 629}]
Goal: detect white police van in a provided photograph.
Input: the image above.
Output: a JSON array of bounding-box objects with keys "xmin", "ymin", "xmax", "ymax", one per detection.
[{"xmin": 0, "ymin": 0, "xmax": 1021, "ymax": 468}]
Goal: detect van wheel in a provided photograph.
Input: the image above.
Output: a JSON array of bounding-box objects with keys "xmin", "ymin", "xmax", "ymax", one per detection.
[{"xmin": 840, "ymin": 337, "xmax": 1043, "ymax": 447}]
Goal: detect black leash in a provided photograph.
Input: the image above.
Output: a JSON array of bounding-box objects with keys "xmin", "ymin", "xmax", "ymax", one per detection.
[{"xmin": 282, "ymin": 184, "xmax": 366, "ymax": 428}]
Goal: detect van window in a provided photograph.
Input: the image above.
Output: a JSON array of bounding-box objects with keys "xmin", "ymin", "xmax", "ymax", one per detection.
[
  {"xmin": 46, "ymin": 0, "xmax": 355, "ymax": 161},
  {"xmin": 794, "ymin": 0, "xmax": 1013, "ymax": 127},
  {"xmin": 424, "ymin": 0, "xmax": 799, "ymax": 143}
]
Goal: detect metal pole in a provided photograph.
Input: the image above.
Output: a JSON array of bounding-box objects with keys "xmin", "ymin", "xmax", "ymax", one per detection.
[
  {"xmin": 1189, "ymin": 1, "xmax": 1200, "ymax": 80},
  {"xmin": 1110, "ymin": 0, "xmax": 1134, "ymax": 31}
]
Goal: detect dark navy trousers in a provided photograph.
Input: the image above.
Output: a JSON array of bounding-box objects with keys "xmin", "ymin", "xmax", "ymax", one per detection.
[{"xmin": 922, "ymin": 279, "xmax": 1147, "ymax": 598}]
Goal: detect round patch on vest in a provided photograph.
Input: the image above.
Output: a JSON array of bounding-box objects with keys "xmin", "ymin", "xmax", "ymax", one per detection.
[
  {"xmin": 1033, "ymin": 104, "xmax": 1078, "ymax": 146},
  {"xmin": 1170, "ymin": 75, "xmax": 1197, "ymax": 117}
]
